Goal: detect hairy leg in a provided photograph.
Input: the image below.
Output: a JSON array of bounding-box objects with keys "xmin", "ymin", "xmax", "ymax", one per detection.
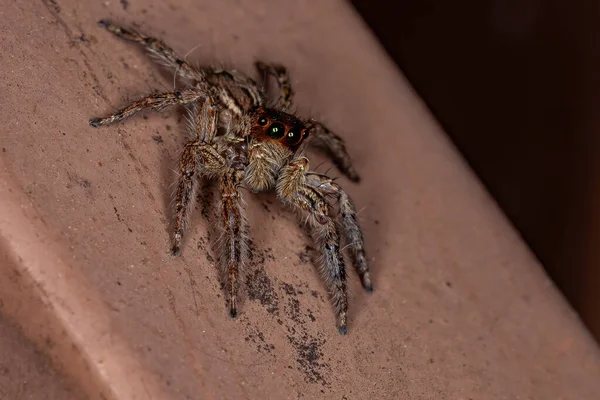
[
  {"xmin": 97, "ymin": 20, "xmax": 204, "ymax": 82},
  {"xmin": 171, "ymin": 143, "xmax": 225, "ymax": 256},
  {"xmin": 306, "ymin": 173, "xmax": 372, "ymax": 291},
  {"xmin": 89, "ymin": 88, "xmax": 204, "ymax": 127},
  {"xmin": 306, "ymin": 121, "xmax": 361, "ymax": 182},
  {"xmin": 255, "ymin": 61, "xmax": 294, "ymax": 109},
  {"xmin": 218, "ymin": 168, "xmax": 249, "ymax": 318},
  {"xmin": 277, "ymin": 157, "xmax": 349, "ymax": 334},
  {"xmin": 171, "ymin": 142, "xmax": 200, "ymax": 256},
  {"xmin": 186, "ymin": 96, "xmax": 218, "ymax": 143}
]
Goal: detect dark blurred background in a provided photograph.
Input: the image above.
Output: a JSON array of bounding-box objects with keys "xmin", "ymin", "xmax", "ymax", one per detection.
[{"xmin": 351, "ymin": 0, "xmax": 600, "ymax": 341}]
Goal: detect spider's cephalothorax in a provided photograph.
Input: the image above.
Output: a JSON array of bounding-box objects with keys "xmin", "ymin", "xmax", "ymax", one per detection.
[{"xmin": 89, "ymin": 20, "xmax": 372, "ymax": 334}]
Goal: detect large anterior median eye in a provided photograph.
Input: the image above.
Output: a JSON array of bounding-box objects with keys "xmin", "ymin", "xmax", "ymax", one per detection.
[
  {"xmin": 285, "ymin": 128, "xmax": 302, "ymax": 145},
  {"xmin": 268, "ymin": 122, "xmax": 285, "ymax": 139}
]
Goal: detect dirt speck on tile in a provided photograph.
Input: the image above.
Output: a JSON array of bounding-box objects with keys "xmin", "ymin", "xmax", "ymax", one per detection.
[{"xmin": 245, "ymin": 264, "xmax": 279, "ymax": 316}]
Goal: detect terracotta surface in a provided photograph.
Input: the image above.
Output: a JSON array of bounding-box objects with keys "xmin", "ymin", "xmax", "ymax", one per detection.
[
  {"xmin": 352, "ymin": 0, "xmax": 600, "ymax": 340},
  {"xmin": 1, "ymin": 0, "xmax": 600, "ymax": 399},
  {"xmin": 0, "ymin": 315, "xmax": 86, "ymax": 400}
]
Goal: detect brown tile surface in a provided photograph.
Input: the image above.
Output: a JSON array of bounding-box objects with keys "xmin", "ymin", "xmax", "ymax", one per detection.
[
  {"xmin": 1, "ymin": 0, "xmax": 599, "ymax": 399},
  {"xmin": 0, "ymin": 315, "xmax": 86, "ymax": 400}
]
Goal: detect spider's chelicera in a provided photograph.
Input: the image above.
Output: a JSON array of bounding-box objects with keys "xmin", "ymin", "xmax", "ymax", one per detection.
[{"xmin": 89, "ymin": 20, "xmax": 372, "ymax": 334}]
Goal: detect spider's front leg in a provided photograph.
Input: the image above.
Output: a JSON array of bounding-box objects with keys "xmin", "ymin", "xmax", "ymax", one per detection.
[
  {"xmin": 277, "ymin": 157, "xmax": 350, "ymax": 334},
  {"xmin": 89, "ymin": 88, "xmax": 204, "ymax": 127},
  {"xmin": 305, "ymin": 121, "xmax": 361, "ymax": 183},
  {"xmin": 306, "ymin": 174, "xmax": 372, "ymax": 291},
  {"xmin": 218, "ymin": 167, "xmax": 249, "ymax": 318}
]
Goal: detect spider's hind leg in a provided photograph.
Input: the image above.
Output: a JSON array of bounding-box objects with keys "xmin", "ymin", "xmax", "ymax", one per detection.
[
  {"xmin": 171, "ymin": 97, "xmax": 221, "ymax": 255},
  {"xmin": 97, "ymin": 19, "xmax": 203, "ymax": 82},
  {"xmin": 218, "ymin": 168, "xmax": 250, "ymax": 318}
]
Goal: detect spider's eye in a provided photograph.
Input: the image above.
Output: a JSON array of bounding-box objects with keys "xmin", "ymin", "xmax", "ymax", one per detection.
[
  {"xmin": 285, "ymin": 128, "xmax": 302, "ymax": 145},
  {"xmin": 258, "ymin": 116, "xmax": 269, "ymax": 126},
  {"xmin": 267, "ymin": 122, "xmax": 285, "ymax": 139}
]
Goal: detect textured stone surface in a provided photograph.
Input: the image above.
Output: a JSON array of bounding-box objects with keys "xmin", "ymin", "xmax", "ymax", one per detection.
[
  {"xmin": 1, "ymin": 0, "xmax": 599, "ymax": 399},
  {"xmin": 0, "ymin": 315, "xmax": 85, "ymax": 400}
]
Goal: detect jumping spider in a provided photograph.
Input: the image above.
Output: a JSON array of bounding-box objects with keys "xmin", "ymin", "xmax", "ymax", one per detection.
[{"xmin": 89, "ymin": 20, "xmax": 372, "ymax": 334}]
